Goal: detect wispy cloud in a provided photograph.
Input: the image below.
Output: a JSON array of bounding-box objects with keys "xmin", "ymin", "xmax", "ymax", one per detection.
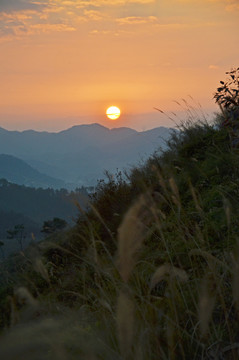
[
  {"xmin": 0, "ymin": 0, "xmax": 47, "ymax": 12},
  {"xmin": 83, "ymin": 9, "xmax": 105, "ymax": 21},
  {"xmin": 209, "ymin": 64, "xmax": 220, "ymax": 69},
  {"xmin": 225, "ymin": 0, "xmax": 239, "ymax": 11},
  {"xmin": 0, "ymin": 0, "xmax": 237, "ymax": 42},
  {"xmin": 175, "ymin": 0, "xmax": 239, "ymax": 10},
  {"xmin": 116, "ymin": 16, "xmax": 157, "ymax": 25},
  {"xmin": 0, "ymin": 0, "xmax": 157, "ymax": 40}
]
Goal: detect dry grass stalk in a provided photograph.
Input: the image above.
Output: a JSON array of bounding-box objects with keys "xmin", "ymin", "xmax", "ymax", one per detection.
[
  {"xmin": 89, "ymin": 203, "xmax": 114, "ymax": 240},
  {"xmin": 154, "ymin": 167, "xmax": 168, "ymax": 195},
  {"xmin": 167, "ymin": 321, "xmax": 176, "ymax": 360},
  {"xmin": 116, "ymin": 290, "xmax": 135, "ymax": 359},
  {"xmin": 232, "ymin": 241, "xmax": 239, "ymax": 312},
  {"xmin": 189, "ymin": 249, "xmax": 228, "ymax": 270},
  {"xmin": 8, "ymin": 287, "xmax": 39, "ymax": 325},
  {"xmin": 117, "ymin": 195, "xmax": 148, "ymax": 283},
  {"xmin": 150, "ymin": 263, "xmax": 188, "ymax": 290},
  {"xmin": 169, "ymin": 177, "xmax": 181, "ymax": 209},
  {"xmin": 223, "ymin": 197, "xmax": 231, "ymax": 228},
  {"xmin": 8, "ymin": 296, "xmax": 19, "ymax": 326},
  {"xmin": 198, "ymin": 276, "xmax": 216, "ymax": 337},
  {"xmin": 195, "ymin": 223, "xmax": 205, "ymax": 246},
  {"xmin": 189, "ymin": 181, "xmax": 202, "ymax": 213},
  {"xmin": 14, "ymin": 287, "xmax": 38, "ymax": 308},
  {"xmin": 33, "ymin": 258, "xmax": 50, "ymax": 284}
]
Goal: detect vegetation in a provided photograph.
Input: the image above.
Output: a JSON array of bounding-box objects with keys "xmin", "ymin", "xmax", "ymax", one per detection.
[
  {"xmin": 7, "ymin": 224, "xmax": 26, "ymax": 252},
  {"xmin": 41, "ymin": 217, "xmax": 68, "ymax": 235},
  {"xmin": 0, "ymin": 179, "xmax": 89, "ymax": 224},
  {"xmin": 0, "ymin": 69, "xmax": 239, "ymax": 359}
]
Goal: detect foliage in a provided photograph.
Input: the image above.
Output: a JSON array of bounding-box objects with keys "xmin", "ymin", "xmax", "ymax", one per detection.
[
  {"xmin": 1, "ymin": 73, "xmax": 239, "ymax": 358},
  {"xmin": 7, "ymin": 224, "xmax": 26, "ymax": 252},
  {"xmin": 41, "ymin": 218, "xmax": 67, "ymax": 234},
  {"xmin": 214, "ymin": 67, "xmax": 239, "ymax": 110},
  {"xmin": 214, "ymin": 68, "xmax": 239, "ymax": 135},
  {"xmin": 0, "ymin": 179, "xmax": 89, "ymax": 224}
]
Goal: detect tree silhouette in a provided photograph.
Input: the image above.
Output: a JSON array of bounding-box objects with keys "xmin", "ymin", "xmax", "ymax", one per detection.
[
  {"xmin": 41, "ymin": 217, "xmax": 67, "ymax": 235},
  {"xmin": 7, "ymin": 224, "xmax": 26, "ymax": 252},
  {"xmin": 214, "ymin": 68, "xmax": 239, "ymax": 146},
  {"xmin": 214, "ymin": 68, "xmax": 239, "ymax": 123}
]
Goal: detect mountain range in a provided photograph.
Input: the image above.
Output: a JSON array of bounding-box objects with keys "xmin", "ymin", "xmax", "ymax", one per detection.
[
  {"xmin": 0, "ymin": 123, "xmax": 172, "ymax": 187},
  {"xmin": 0, "ymin": 154, "xmax": 66, "ymax": 189}
]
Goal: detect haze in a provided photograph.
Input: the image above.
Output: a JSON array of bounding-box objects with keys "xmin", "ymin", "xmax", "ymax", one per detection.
[{"xmin": 0, "ymin": 0, "xmax": 238, "ymax": 131}]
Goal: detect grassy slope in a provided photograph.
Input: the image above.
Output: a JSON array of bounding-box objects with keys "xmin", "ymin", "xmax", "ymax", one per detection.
[{"xmin": 1, "ymin": 117, "xmax": 239, "ymax": 359}]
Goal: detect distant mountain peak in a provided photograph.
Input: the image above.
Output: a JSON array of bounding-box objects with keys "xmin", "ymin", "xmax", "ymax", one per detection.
[
  {"xmin": 59, "ymin": 123, "xmax": 109, "ymax": 135},
  {"xmin": 110, "ymin": 127, "xmax": 137, "ymax": 134}
]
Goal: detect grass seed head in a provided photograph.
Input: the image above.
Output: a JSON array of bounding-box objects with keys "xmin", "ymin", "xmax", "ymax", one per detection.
[
  {"xmin": 117, "ymin": 195, "xmax": 148, "ymax": 283},
  {"xmin": 150, "ymin": 264, "xmax": 188, "ymax": 290},
  {"xmin": 116, "ymin": 291, "xmax": 135, "ymax": 359}
]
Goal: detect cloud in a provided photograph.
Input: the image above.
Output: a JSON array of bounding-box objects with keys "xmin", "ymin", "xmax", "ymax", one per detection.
[
  {"xmin": 0, "ymin": 0, "xmax": 158, "ymax": 40},
  {"xmin": 73, "ymin": 0, "xmax": 155, "ymax": 5},
  {"xmin": 174, "ymin": 0, "xmax": 239, "ymax": 10},
  {"xmin": 209, "ymin": 64, "xmax": 220, "ymax": 69},
  {"xmin": 1, "ymin": 0, "xmax": 232, "ymax": 41},
  {"xmin": 28, "ymin": 23, "xmax": 76, "ymax": 34},
  {"xmin": 225, "ymin": 0, "xmax": 239, "ymax": 11},
  {"xmin": 83, "ymin": 9, "xmax": 104, "ymax": 21},
  {"xmin": 0, "ymin": 7, "xmax": 77, "ymax": 39},
  {"xmin": 116, "ymin": 16, "xmax": 157, "ymax": 25},
  {"xmin": 0, "ymin": 0, "xmax": 47, "ymax": 12}
]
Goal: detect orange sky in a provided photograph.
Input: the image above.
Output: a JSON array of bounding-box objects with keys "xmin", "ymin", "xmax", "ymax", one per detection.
[{"xmin": 0, "ymin": 0, "xmax": 238, "ymax": 131}]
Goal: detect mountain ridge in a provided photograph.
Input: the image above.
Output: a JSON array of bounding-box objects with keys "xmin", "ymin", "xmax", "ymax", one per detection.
[
  {"xmin": 0, "ymin": 154, "xmax": 66, "ymax": 189},
  {"xmin": 0, "ymin": 123, "xmax": 173, "ymax": 186}
]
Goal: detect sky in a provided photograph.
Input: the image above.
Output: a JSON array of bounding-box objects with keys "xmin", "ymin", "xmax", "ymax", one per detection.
[{"xmin": 0, "ymin": 0, "xmax": 238, "ymax": 131}]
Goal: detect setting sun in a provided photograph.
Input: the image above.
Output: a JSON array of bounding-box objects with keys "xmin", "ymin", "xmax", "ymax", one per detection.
[{"xmin": 106, "ymin": 106, "xmax": 121, "ymax": 120}]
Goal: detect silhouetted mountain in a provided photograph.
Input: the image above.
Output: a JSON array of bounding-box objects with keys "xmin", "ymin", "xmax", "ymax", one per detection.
[
  {"xmin": 0, "ymin": 154, "xmax": 66, "ymax": 189},
  {"xmin": 0, "ymin": 124, "xmax": 172, "ymax": 185},
  {"xmin": 0, "ymin": 179, "xmax": 88, "ymax": 225}
]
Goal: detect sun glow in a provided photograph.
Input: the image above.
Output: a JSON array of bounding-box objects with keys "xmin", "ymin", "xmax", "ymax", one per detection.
[{"xmin": 106, "ymin": 106, "xmax": 121, "ymax": 120}]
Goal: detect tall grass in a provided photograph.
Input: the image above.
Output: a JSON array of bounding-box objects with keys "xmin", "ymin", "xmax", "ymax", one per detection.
[{"xmin": 1, "ymin": 113, "xmax": 239, "ymax": 359}]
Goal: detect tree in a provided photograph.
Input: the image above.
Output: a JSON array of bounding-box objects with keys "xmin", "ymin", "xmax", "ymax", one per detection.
[
  {"xmin": 214, "ymin": 68, "xmax": 239, "ymax": 123},
  {"xmin": 7, "ymin": 224, "xmax": 26, "ymax": 251},
  {"xmin": 214, "ymin": 68, "xmax": 239, "ymax": 146},
  {"xmin": 41, "ymin": 217, "xmax": 67, "ymax": 235}
]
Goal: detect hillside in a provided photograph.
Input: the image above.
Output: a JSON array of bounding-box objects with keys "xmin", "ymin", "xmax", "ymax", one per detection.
[
  {"xmin": 0, "ymin": 70, "xmax": 239, "ymax": 359},
  {"xmin": 0, "ymin": 124, "xmax": 172, "ymax": 185},
  {"xmin": 0, "ymin": 179, "xmax": 89, "ymax": 256},
  {"xmin": 0, "ymin": 210, "xmax": 41, "ymax": 257},
  {"xmin": 0, "ymin": 118, "xmax": 238, "ymax": 357},
  {"xmin": 0, "ymin": 154, "xmax": 66, "ymax": 189},
  {"xmin": 0, "ymin": 179, "xmax": 88, "ymax": 225}
]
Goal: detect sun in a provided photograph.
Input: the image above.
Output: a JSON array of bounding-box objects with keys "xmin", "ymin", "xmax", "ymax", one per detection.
[{"xmin": 106, "ymin": 106, "xmax": 121, "ymax": 120}]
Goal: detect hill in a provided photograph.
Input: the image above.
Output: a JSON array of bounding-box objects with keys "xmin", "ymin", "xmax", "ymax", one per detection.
[
  {"xmin": 1, "ymin": 70, "xmax": 239, "ymax": 359},
  {"xmin": 0, "ymin": 179, "xmax": 89, "ymax": 256},
  {"xmin": 0, "ymin": 179, "xmax": 88, "ymax": 225},
  {"xmin": 0, "ymin": 154, "xmax": 66, "ymax": 189},
  {"xmin": 1, "ymin": 118, "xmax": 237, "ymax": 358},
  {"xmin": 0, "ymin": 209, "xmax": 41, "ymax": 257},
  {"xmin": 0, "ymin": 124, "xmax": 172, "ymax": 185}
]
